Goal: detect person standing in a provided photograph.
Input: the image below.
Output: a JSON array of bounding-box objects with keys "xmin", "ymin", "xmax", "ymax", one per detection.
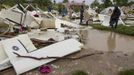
[
  {"xmin": 58, "ymin": 6, "xmax": 62, "ymax": 15},
  {"xmin": 109, "ymin": 6, "xmax": 121, "ymax": 28},
  {"xmin": 61, "ymin": 6, "xmax": 67, "ymax": 17},
  {"xmin": 48, "ymin": 5, "xmax": 52, "ymax": 12},
  {"xmin": 80, "ymin": 5, "xmax": 84, "ymax": 24},
  {"xmin": 69, "ymin": 7, "xmax": 73, "ymax": 20}
]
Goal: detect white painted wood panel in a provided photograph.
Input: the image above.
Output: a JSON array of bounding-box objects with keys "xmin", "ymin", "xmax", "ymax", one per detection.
[{"xmin": 2, "ymin": 38, "xmax": 83, "ymax": 75}]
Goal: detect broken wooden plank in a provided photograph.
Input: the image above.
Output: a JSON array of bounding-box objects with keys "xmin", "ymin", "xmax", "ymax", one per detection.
[
  {"xmin": 2, "ymin": 38, "xmax": 83, "ymax": 75},
  {"xmin": 17, "ymin": 34, "xmax": 37, "ymax": 52},
  {"xmin": 0, "ymin": 41, "xmax": 11, "ymax": 70}
]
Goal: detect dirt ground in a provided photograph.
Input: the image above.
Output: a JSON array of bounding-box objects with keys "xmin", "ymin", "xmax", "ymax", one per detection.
[{"xmin": 0, "ymin": 28, "xmax": 134, "ymax": 75}]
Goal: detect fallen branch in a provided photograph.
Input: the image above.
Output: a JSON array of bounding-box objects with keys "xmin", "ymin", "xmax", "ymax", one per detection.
[{"xmin": 13, "ymin": 52, "xmax": 103, "ymax": 60}]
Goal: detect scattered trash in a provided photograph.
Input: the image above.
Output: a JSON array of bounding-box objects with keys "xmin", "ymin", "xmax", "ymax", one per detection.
[
  {"xmin": 51, "ymin": 64, "xmax": 60, "ymax": 69},
  {"xmin": 52, "ymin": 70, "xmax": 56, "ymax": 73},
  {"xmin": 118, "ymin": 67, "xmax": 124, "ymax": 71},
  {"xmin": 124, "ymin": 54, "xmax": 128, "ymax": 56},
  {"xmin": 38, "ymin": 65, "xmax": 51, "ymax": 74},
  {"xmin": 74, "ymin": 62, "xmax": 78, "ymax": 65}
]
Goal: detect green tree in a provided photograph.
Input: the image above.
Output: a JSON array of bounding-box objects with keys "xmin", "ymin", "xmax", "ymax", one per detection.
[
  {"xmin": 2, "ymin": 0, "xmax": 27, "ymax": 6},
  {"xmin": 102, "ymin": 0, "xmax": 112, "ymax": 7},
  {"xmin": 127, "ymin": 1, "xmax": 134, "ymax": 6},
  {"xmin": 113, "ymin": 0, "xmax": 128, "ymax": 6},
  {"xmin": 91, "ymin": 0, "xmax": 100, "ymax": 8},
  {"xmin": 34, "ymin": 0, "xmax": 52, "ymax": 6},
  {"xmin": 63, "ymin": 0, "xmax": 68, "ymax": 3},
  {"xmin": 98, "ymin": 3, "xmax": 105, "ymax": 10}
]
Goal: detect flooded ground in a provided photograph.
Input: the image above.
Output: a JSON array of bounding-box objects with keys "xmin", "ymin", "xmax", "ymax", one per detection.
[
  {"xmin": 84, "ymin": 28, "xmax": 134, "ymax": 53},
  {"xmin": 0, "ymin": 28, "xmax": 134, "ymax": 75}
]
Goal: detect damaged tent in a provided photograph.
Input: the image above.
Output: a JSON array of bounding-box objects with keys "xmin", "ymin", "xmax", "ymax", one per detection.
[
  {"xmin": 100, "ymin": 6, "xmax": 125, "ymax": 16},
  {"xmin": 99, "ymin": 6, "xmax": 126, "ymax": 26}
]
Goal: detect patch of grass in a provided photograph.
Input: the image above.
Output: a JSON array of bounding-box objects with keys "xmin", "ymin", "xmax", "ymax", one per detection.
[
  {"xmin": 91, "ymin": 24, "xmax": 134, "ymax": 36},
  {"xmin": 128, "ymin": 10, "xmax": 134, "ymax": 14},
  {"xmin": 72, "ymin": 70, "xmax": 88, "ymax": 75},
  {"xmin": 92, "ymin": 24, "xmax": 112, "ymax": 31},
  {"xmin": 119, "ymin": 69, "xmax": 134, "ymax": 75}
]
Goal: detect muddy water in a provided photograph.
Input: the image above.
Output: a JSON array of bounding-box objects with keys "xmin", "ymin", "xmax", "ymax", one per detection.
[{"xmin": 82, "ymin": 29, "xmax": 134, "ymax": 53}]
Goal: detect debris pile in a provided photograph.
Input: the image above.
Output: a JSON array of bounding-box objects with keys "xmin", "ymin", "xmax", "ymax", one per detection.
[{"xmin": 0, "ymin": 4, "xmax": 85, "ymax": 75}]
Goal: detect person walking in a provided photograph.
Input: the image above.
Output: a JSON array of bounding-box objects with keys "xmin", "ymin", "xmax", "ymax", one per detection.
[{"xmin": 109, "ymin": 6, "xmax": 121, "ymax": 28}]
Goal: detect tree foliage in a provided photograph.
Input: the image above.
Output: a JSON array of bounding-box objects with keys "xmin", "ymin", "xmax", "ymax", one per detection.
[
  {"xmin": 101, "ymin": 0, "xmax": 112, "ymax": 7},
  {"xmin": 34, "ymin": 0, "xmax": 52, "ymax": 6},
  {"xmin": 63, "ymin": 0, "xmax": 68, "ymax": 3},
  {"xmin": 127, "ymin": 1, "xmax": 134, "ymax": 6},
  {"xmin": 113, "ymin": 0, "xmax": 128, "ymax": 6},
  {"xmin": 1, "ymin": 0, "xmax": 26, "ymax": 6},
  {"xmin": 1, "ymin": 0, "xmax": 52, "ymax": 7},
  {"xmin": 91, "ymin": 0, "xmax": 100, "ymax": 8}
]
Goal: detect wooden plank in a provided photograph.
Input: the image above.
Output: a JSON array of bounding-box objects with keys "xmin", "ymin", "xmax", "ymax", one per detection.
[
  {"xmin": 2, "ymin": 38, "xmax": 83, "ymax": 75},
  {"xmin": 17, "ymin": 34, "xmax": 37, "ymax": 52},
  {"xmin": 0, "ymin": 41, "xmax": 11, "ymax": 70}
]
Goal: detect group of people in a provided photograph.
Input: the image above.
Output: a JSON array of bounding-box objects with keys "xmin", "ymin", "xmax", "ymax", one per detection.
[
  {"xmin": 58, "ymin": 6, "xmax": 68, "ymax": 17},
  {"xmin": 47, "ymin": 4, "xmax": 121, "ymax": 29},
  {"xmin": 47, "ymin": 5, "xmax": 68, "ymax": 17}
]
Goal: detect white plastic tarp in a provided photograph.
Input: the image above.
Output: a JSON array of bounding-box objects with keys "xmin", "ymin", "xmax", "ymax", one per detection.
[
  {"xmin": 100, "ymin": 7, "xmax": 125, "ymax": 16},
  {"xmin": 87, "ymin": 7, "xmax": 97, "ymax": 15},
  {"xmin": 102, "ymin": 15, "xmax": 125, "ymax": 26}
]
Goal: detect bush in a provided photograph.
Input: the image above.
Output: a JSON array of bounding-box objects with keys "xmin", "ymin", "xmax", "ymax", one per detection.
[
  {"xmin": 91, "ymin": 24, "xmax": 134, "ymax": 36},
  {"xmin": 73, "ymin": 6, "xmax": 81, "ymax": 13},
  {"xmin": 119, "ymin": 69, "xmax": 134, "ymax": 75},
  {"xmin": 128, "ymin": 10, "xmax": 134, "ymax": 14},
  {"xmin": 72, "ymin": 70, "xmax": 88, "ymax": 75}
]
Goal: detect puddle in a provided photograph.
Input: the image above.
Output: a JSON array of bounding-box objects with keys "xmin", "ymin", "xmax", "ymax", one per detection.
[{"xmin": 83, "ymin": 29, "xmax": 134, "ymax": 53}]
